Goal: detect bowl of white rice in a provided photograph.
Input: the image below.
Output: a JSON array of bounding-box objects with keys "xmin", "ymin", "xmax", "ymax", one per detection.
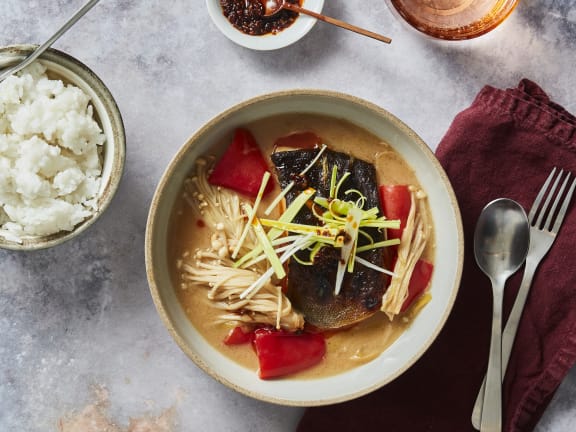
[{"xmin": 0, "ymin": 45, "xmax": 125, "ymax": 250}]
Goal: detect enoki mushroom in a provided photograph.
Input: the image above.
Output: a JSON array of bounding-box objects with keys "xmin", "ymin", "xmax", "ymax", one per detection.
[
  {"xmin": 178, "ymin": 158, "xmax": 304, "ymax": 331},
  {"xmin": 381, "ymin": 187, "xmax": 431, "ymax": 320}
]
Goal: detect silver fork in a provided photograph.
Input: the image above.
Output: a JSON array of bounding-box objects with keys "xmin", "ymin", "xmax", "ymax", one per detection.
[{"xmin": 471, "ymin": 167, "xmax": 576, "ymax": 430}]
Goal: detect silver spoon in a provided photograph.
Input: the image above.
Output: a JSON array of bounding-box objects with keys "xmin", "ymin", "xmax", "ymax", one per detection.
[
  {"xmin": 474, "ymin": 198, "xmax": 530, "ymax": 432},
  {"xmin": 261, "ymin": 0, "xmax": 392, "ymax": 44},
  {"xmin": 0, "ymin": 0, "xmax": 100, "ymax": 83}
]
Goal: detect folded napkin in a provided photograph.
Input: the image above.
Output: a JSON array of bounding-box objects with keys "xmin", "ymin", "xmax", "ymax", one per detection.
[{"xmin": 297, "ymin": 79, "xmax": 576, "ymax": 432}]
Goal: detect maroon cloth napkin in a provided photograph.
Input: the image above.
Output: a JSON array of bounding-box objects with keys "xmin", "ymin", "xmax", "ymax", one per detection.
[{"xmin": 297, "ymin": 79, "xmax": 576, "ymax": 432}]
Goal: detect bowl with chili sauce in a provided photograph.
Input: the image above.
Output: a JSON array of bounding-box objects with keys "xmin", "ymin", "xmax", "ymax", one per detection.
[{"xmin": 206, "ymin": 0, "xmax": 325, "ymax": 50}]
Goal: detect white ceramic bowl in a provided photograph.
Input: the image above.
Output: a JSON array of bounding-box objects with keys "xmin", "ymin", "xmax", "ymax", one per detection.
[
  {"xmin": 0, "ymin": 45, "xmax": 125, "ymax": 251},
  {"xmin": 206, "ymin": 0, "xmax": 325, "ymax": 50},
  {"xmin": 145, "ymin": 90, "xmax": 463, "ymax": 406}
]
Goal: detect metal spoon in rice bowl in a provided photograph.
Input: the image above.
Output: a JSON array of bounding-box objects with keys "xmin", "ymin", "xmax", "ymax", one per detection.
[{"xmin": 0, "ymin": 0, "xmax": 100, "ymax": 83}]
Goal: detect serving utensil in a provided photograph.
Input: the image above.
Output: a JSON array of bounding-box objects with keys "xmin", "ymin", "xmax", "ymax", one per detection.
[
  {"xmin": 474, "ymin": 198, "xmax": 530, "ymax": 432},
  {"xmin": 262, "ymin": 0, "xmax": 392, "ymax": 44},
  {"xmin": 0, "ymin": 0, "xmax": 100, "ymax": 83},
  {"xmin": 471, "ymin": 168, "xmax": 576, "ymax": 429}
]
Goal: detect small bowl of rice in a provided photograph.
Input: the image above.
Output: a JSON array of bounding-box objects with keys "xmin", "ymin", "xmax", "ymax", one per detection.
[{"xmin": 0, "ymin": 45, "xmax": 125, "ymax": 250}]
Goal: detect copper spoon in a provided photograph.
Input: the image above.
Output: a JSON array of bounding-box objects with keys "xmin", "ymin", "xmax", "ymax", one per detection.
[{"xmin": 262, "ymin": 0, "xmax": 392, "ymax": 44}]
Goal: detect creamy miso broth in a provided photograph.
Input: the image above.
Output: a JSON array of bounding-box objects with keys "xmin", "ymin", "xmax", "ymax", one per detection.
[{"xmin": 169, "ymin": 113, "xmax": 435, "ymax": 379}]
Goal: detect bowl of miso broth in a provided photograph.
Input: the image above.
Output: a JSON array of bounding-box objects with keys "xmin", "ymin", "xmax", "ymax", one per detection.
[{"xmin": 145, "ymin": 90, "xmax": 464, "ymax": 405}]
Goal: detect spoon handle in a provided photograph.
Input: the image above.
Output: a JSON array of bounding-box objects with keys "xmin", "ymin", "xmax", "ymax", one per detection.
[
  {"xmin": 0, "ymin": 0, "xmax": 100, "ymax": 82},
  {"xmin": 471, "ymin": 258, "xmax": 538, "ymax": 429},
  {"xmin": 480, "ymin": 278, "xmax": 504, "ymax": 432},
  {"xmin": 283, "ymin": 4, "xmax": 392, "ymax": 44}
]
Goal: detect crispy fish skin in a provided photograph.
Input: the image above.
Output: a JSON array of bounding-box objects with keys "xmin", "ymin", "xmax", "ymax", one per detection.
[{"xmin": 271, "ymin": 148, "xmax": 387, "ymax": 329}]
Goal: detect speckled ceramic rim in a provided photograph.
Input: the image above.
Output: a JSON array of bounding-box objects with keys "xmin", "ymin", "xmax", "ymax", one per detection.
[
  {"xmin": 206, "ymin": 0, "xmax": 325, "ymax": 50},
  {"xmin": 145, "ymin": 89, "xmax": 464, "ymax": 406},
  {"xmin": 0, "ymin": 45, "xmax": 126, "ymax": 251}
]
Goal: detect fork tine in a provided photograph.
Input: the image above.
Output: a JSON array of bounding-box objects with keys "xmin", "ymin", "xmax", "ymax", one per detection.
[
  {"xmin": 530, "ymin": 167, "xmax": 558, "ymax": 225},
  {"xmin": 544, "ymin": 171, "xmax": 570, "ymax": 230},
  {"xmin": 551, "ymin": 174, "xmax": 576, "ymax": 233},
  {"xmin": 536, "ymin": 169, "xmax": 563, "ymax": 228}
]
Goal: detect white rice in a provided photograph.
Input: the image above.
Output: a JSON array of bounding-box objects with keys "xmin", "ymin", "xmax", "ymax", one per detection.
[{"xmin": 0, "ymin": 62, "xmax": 104, "ymax": 242}]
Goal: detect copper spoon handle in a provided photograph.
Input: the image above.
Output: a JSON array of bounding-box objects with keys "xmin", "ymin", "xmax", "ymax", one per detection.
[{"xmin": 283, "ymin": 3, "xmax": 392, "ymax": 44}]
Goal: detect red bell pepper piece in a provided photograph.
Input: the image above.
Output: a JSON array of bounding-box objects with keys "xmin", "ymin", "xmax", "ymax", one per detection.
[
  {"xmin": 379, "ymin": 184, "xmax": 411, "ymax": 240},
  {"xmin": 400, "ymin": 259, "xmax": 434, "ymax": 312},
  {"xmin": 252, "ymin": 328, "xmax": 326, "ymax": 379},
  {"xmin": 380, "ymin": 185, "xmax": 433, "ymax": 312},
  {"xmin": 208, "ymin": 128, "xmax": 274, "ymax": 198},
  {"xmin": 223, "ymin": 326, "xmax": 252, "ymax": 345}
]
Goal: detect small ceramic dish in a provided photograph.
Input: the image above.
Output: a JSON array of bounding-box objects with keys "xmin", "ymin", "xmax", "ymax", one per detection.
[
  {"xmin": 0, "ymin": 45, "xmax": 125, "ymax": 251},
  {"xmin": 206, "ymin": 0, "xmax": 325, "ymax": 50},
  {"xmin": 146, "ymin": 90, "xmax": 464, "ymax": 406}
]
